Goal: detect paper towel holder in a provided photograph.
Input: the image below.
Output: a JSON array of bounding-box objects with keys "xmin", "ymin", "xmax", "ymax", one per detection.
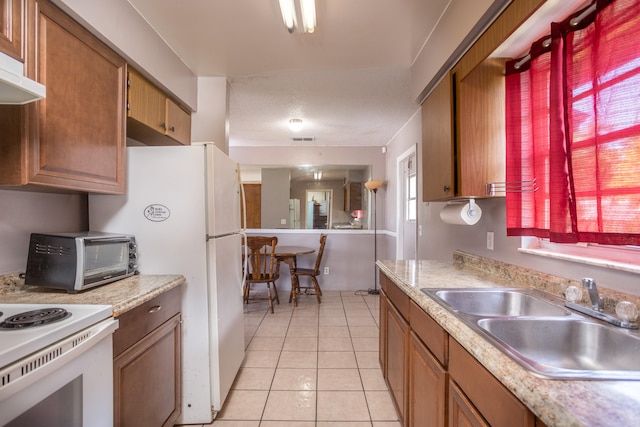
[
  {"xmin": 440, "ymin": 199, "xmax": 482, "ymax": 225},
  {"xmin": 467, "ymin": 199, "xmax": 480, "ymax": 218}
]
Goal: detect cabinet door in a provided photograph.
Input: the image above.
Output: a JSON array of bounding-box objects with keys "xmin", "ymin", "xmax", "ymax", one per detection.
[
  {"xmin": 408, "ymin": 331, "xmax": 447, "ymax": 427},
  {"xmin": 114, "ymin": 313, "xmax": 182, "ymax": 427},
  {"xmin": 0, "ymin": 0, "xmax": 22, "ymax": 60},
  {"xmin": 449, "ymin": 381, "xmax": 489, "ymax": 427},
  {"xmin": 386, "ymin": 300, "xmax": 409, "ymax": 424},
  {"xmin": 449, "ymin": 338, "xmax": 535, "ymax": 427},
  {"xmin": 24, "ymin": 0, "xmax": 126, "ymax": 193},
  {"xmin": 422, "ymin": 73, "xmax": 454, "ymax": 201},
  {"xmin": 165, "ymin": 97, "xmax": 191, "ymax": 144},
  {"xmin": 127, "ymin": 67, "xmax": 166, "ymax": 135},
  {"xmin": 458, "ymin": 58, "xmax": 507, "ymax": 197},
  {"xmin": 379, "ymin": 289, "xmax": 388, "ymax": 371}
]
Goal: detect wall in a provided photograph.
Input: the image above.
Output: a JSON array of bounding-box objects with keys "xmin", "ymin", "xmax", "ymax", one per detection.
[
  {"xmin": 0, "ymin": 190, "xmax": 87, "ymax": 274},
  {"xmin": 192, "ymin": 77, "xmax": 229, "ymax": 153},
  {"xmin": 245, "ymin": 230, "xmax": 377, "ymax": 292}
]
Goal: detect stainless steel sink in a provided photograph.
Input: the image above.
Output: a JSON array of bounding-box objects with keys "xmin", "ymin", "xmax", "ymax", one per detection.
[
  {"xmin": 422, "ymin": 288, "xmax": 571, "ymax": 318},
  {"xmin": 421, "ymin": 287, "xmax": 640, "ymax": 380},
  {"xmin": 477, "ymin": 318, "xmax": 640, "ymax": 380}
]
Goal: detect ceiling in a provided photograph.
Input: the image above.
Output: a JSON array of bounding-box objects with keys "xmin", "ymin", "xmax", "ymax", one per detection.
[{"xmin": 126, "ymin": 0, "xmax": 452, "ymax": 147}]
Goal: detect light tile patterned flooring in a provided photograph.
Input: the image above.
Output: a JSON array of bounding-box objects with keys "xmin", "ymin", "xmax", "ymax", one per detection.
[{"xmin": 205, "ymin": 290, "xmax": 401, "ymax": 427}]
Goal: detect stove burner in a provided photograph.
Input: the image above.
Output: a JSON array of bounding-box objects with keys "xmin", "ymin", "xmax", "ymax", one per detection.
[{"xmin": 0, "ymin": 308, "xmax": 72, "ymax": 329}]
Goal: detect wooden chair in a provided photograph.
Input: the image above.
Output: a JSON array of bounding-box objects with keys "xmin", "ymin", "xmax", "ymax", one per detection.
[
  {"xmin": 244, "ymin": 236, "xmax": 280, "ymax": 313},
  {"xmin": 292, "ymin": 234, "xmax": 327, "ymax": 304}
]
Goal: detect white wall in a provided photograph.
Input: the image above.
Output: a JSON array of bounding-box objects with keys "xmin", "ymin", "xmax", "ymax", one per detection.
[
  {"xmin": 245, "ymin": 230, "xmax": 377, "ymax": 292},
  {"xmin": 192, "ymin": 77, "xmax": 229, "ymax": 152},
  {"xmin": 0, "ymin": 190, "xmax": 87, "ymax": 274}
]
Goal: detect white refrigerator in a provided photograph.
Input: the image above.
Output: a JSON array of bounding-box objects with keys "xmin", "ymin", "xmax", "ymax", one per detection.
[{"xmin": 88, "ymin": 144, "xmax": 245, "ymax": 424}]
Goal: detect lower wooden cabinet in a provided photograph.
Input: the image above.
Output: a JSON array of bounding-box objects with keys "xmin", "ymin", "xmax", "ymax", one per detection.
[
  {"xmin": 379, "ymin": 272, "xmax": 545, "ymax": 427},
  {"xmin": 448, "ymin": 338, "xmax": 535, "ymax": 427},
  {"xmin": 449, "ymin": 381, "xmax": 489, "ymax": 427},
  {"xmin": 113, "ymin": 286, "xmax": 182, "ymax": 427},
  {"xmin": 408, "ymin": 330, "xmax": 447, "ymax": 427},
  {"xmin": 386, "ymin": 300, "xmax": 409, "ymax": 424}
]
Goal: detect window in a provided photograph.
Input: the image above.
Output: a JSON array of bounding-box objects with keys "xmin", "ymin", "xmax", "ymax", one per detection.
[
  {"xmin": 407, "ymin": 171, "xmax": 417, "ymax": 222},
  {"xmin": 506, "ymin": 0, "xmax": 640, "ymax": 248}
]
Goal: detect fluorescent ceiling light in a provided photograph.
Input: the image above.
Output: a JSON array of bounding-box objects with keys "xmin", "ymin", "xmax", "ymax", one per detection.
[
  {"xmin": 279, "ymin": 0, "xmax": 297, "ymax": 33},
  {"xmin": 300, "ymin": 0, "xmax": 316, "ymax": 34},
  {"xmin": 279, "ymin": 0, "xmax": 316, "ymax": 34}
]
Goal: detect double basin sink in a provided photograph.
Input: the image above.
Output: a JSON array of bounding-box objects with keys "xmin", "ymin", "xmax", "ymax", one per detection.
[{"xmin": 421, "ymin": 287, "xmax": 640, "ymax": 380}]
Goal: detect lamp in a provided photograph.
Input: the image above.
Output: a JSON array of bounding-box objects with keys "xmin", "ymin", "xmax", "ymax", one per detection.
[
  {"xmin": 313, "ymin": 170, "xmax": 322, "ymax": 180},
  {"xmin": 279, "ymin": 0, "xmax": 316, "ymax": 34},
  {"xmin": 364, "ymin": 179, "xmax": 384, "ymax": 295},
  {"xmin": 289, "ymin": 118, "xmax": 303, "ymax": 132}
]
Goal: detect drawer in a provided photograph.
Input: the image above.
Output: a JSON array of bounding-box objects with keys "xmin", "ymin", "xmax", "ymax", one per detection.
[
  {"xmin": 449, "ymin": 338, "xmax": 535, "ymax": 427},
  {"xmin": 113, "ymin": 285, "xmax": 182, "ymax": 357},
  {"xmin": 410, "ymin": 300, "xmax": 448, "ymax": 366},
  {"xmin": 381, "ymin": 274, "xmax": 409, "ymax": 320}
]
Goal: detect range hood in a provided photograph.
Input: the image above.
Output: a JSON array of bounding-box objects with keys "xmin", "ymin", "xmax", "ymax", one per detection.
[{"xmin": 0, "ymin": 52, "xmax": 45, "ymax": 104}]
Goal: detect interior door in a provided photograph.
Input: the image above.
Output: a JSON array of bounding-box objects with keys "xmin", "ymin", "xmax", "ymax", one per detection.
[{"xmin": 397, "ymin": 146, "xmax": 417, "ymax": 259}]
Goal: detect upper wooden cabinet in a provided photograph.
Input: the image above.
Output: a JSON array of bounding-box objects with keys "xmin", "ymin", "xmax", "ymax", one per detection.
[
  {"xmin": 456, "ymin": 58, "xmax": 507, "ymax": 198},
  {"xmin": 0, "ymin": 0, "xmax": 127, "ymax": 194},
  {"xmin": 421, "ymin": 74, "xmax": 454, "ymax": 201},
  {"xmin": 0, "ymin": 0, "xmax": 22, "ymax": 60},
  {"xmin": 421, "ymin": 0, "xmax": 546, "ymax": 202},
  {"xmin": 127, "ymin": 68, "xmax": 191, "ymax": 146}
]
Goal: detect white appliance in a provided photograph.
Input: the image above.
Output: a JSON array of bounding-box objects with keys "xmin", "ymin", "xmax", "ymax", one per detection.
[
  {"xmin": 0, "ymin": 304, "xmax": 117, "ymax": 426},
  {"xmin": 88, "ymin": 144, "xmax": 245, "ymax": 424}
]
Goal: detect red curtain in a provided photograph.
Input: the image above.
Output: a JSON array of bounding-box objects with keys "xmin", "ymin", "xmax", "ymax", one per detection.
[
  {"xmin": 506, "ymin": 0, "xmax": 640, "ymax": 245},
  {"xmin": 506, "ymin": 37, "xmax": 552, "ymax": 237}
]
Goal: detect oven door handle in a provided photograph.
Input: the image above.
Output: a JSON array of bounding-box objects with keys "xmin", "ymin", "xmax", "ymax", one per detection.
[{"xmin": 0, "ymin": 318, "xmax": 119, "ymax": 400}]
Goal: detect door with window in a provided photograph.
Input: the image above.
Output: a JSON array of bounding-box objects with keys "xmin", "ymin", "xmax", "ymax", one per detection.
[{"xmin": 397, "ymin": 146, "xmax": 417, "ymax": 259}]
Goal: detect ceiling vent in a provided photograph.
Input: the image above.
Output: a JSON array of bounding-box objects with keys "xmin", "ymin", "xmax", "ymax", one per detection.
[{"xmin": 292, "ymin": 137, "xmax": 316, "ymax": 142}]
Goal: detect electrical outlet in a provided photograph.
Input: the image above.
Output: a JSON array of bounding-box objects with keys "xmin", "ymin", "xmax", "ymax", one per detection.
[
  {"xmin": 280, "ymin": 218, "xmax": 286, "ymax": 225},
  {"xmin": 487, "ymin": 231, "xmax": 495, "ymax": 251},
  {"xmin": 324, "ymin": 267, "xmax": 330, "ymax": 275}
]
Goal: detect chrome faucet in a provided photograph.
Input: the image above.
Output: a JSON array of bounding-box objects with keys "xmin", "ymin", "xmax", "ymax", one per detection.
[{"xmin": 582, "ymin": 278, "xmax": 603, "ymax": 311}]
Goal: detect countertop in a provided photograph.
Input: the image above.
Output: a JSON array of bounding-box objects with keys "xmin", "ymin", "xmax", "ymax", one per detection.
[
  {"xmin": 0, "ymin": 273, "xmax": 185, "ymax": 317},
  {"xmin": 377, "ymin": 253, "xmax": 640, "ymax": 427}
]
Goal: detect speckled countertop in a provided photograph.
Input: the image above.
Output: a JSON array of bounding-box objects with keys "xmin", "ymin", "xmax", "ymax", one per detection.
[
  {"xmin": 378, "ymin": 251, "xmax": 640, "ymax": 427},
  {"xmin": 0, "ymin": 273, "xmax": 185, "ymax": 317}
]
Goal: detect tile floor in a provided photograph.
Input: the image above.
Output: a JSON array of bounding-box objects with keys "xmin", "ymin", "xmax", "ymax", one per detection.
[{"xmin": 203, "ymin": 289, "xmax": 401, "ymax": 427}]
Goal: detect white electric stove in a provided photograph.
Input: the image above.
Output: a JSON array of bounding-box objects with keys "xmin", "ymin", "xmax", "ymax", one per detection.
[{"xmin": 0, "ymin": 303, "xmax": 118, "ymax": 427}]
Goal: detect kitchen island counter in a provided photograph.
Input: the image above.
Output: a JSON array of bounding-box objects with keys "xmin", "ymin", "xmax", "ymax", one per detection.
[
  {"xmin": 0, "ymin": 273, "xmax": 185, "ymax": 316},
  {"xmin": 378, "ymin": 252, "xmax": 640, "ymax": 427}
]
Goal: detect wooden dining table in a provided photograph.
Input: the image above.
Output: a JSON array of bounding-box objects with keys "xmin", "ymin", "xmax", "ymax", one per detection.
[{"xmin": 274, "ymin": 245, "xmax": 315, "ymax": 306}]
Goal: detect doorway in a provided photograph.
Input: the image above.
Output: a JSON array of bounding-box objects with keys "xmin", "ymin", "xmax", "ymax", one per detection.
[
  {"xmin": 396, "ymin": 145, "xmax": 417, "ymax": 259},
  {"xmin": 305, "ymin": 189, "xmax": 332, "ymax": 229}
]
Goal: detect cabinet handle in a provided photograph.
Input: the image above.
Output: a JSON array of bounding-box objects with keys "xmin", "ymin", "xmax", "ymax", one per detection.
[
  {"xmin": 443, "ymin": 185, "xmax": 450, "ymax": 193},
  {"xmin": 148, "ymin": 305, "xmax": 162, "ymax": 314},
  {"xmin": 169, "ymin": 126, "xmax": 175, "ymax": 132},
  {"xmin": 160, "ymin": 122, "xmax": 167, "ymax": 130}
]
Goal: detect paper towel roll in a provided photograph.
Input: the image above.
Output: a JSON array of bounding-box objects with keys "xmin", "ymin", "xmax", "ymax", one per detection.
[{"xmin": 439, "ymin": 202, "xmax": 482, "ymax": 225}]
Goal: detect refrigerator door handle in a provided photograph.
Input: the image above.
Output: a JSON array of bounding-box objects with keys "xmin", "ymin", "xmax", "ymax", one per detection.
[{"xmin": 240, "ymin": 231, "xmax": 247, "ymax": 294}]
